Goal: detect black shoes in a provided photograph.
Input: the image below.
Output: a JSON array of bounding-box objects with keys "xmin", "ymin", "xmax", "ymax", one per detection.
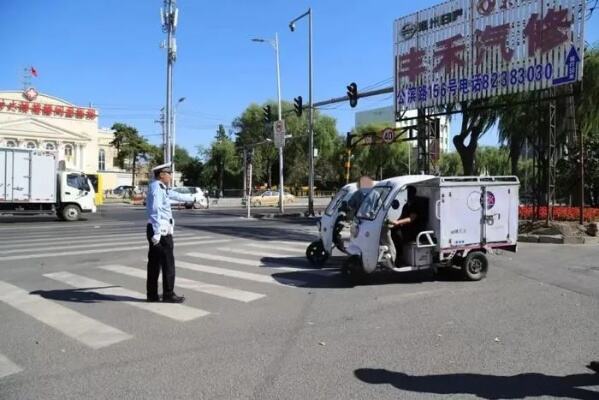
[
  {"xmin": 147, "ymin": 295, "xmax": 160, "ymax": 303},
  {"xmin": 162, "ymin": 293, "xmax": 185, "ymax": 303}
]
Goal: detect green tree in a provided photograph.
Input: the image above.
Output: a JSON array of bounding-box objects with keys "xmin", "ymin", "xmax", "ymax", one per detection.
[
  {"xmin": 202, "ymin": 125, "xmax": 239, "ymax": 195},
  {"xmin": 476, "ymin": 146, "xmax": 510, "ymax": 175},
  {"xmin": 438, "ymin": 152, "xmax": 464, "ymax": 176},
  {"xmin": 110, "ymin": 123, "xmax": 153, "ymax": 186}
]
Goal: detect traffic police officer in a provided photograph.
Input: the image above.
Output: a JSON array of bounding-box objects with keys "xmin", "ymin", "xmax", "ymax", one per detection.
[{"xmin": 146, "ymin": 162, "xmax": 194, "ymax": 303}]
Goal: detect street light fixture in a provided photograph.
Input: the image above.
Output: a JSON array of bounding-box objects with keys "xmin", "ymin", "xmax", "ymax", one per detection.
[
  {"xmin": 251, "ymin": 33, "xmax": 285, "ymax": 213},
  {"xmin": 289, "ymin": 8, "xmax": 314, "ymax": 216}
]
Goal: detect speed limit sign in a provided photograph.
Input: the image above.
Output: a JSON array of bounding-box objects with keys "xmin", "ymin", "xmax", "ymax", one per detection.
[{"xmin": 382, "ymin": 128, "xmax": 395, "ymax": 144}]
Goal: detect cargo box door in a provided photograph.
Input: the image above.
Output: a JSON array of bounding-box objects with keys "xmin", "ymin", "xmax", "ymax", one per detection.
[
  {"xmin": 483, "ymin": 186, "xmax": 514, "ymax": 244},
  {"xmin": 439, "ymin": 187, "xmax": 483, "ymax": 248},
  {"xmin": 11, "ymin": 151, "xmax": 31, "ymax": 201}
]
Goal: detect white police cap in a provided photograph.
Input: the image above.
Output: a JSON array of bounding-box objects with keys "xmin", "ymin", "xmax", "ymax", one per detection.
[{"xmin": 152, "ymin": 162, "xmax": 172, "ymax": 173}]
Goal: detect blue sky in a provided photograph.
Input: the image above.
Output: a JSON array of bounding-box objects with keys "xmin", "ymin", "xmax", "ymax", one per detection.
[{"xmin": 2, "ymin": 0, "xmax": 598, "ymax": 155}]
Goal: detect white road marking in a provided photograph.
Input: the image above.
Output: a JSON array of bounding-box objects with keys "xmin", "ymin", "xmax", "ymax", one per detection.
[
  {"xmin": 99, "ymin": 265, "xmax": 265, "ymax": 303},
  {"xmin": 0, "ymin": 236, "xmax": 209, "ymax": 255},
  {"xmin": 0, "ymin": 221, "xmax": 136, "ymax": 231},
  {"xmin": 216, "ymin": 247, "xmax": 290, "ymax": 259},
  {"xmin": 0, "ymin": 232, "xmax": 197, "ymax": 248},
  {"xmin": 0, "ymin": 353, "xmax": 22, "ymax": 379},
  {"xmin": 0, "ymin": 239, "xmax": 231, "ymax": 261},
  {"xmin": 186, "ymin": 252, "xmax": 323, "ymax": 273},
  {"xmin": 273, "ymin": 241, "xmax": 309, "ymax": 248},
  {"xmin": 244, "ymin": 243, "xmax": 306, "ymax": 253},
  {"xmin": 43, "ymin": 272, "xmax": 208, "ymax": 322},
  {"xmin": 178, "ymin": 260, "xmax": 308, "ymax": 286},
  {"xmin": 0, "ymin": 280, "xmax": 132, "ymax": 349}
]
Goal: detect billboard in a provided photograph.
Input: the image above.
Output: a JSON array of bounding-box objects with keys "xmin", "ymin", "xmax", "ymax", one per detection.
[{"xmin": 394, "ymin": 0, "xmax": 586, "ymax": 112}]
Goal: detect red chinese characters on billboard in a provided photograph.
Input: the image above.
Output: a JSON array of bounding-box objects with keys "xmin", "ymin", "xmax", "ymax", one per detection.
[
  {"xmin": 394, "ymin": 0, "xmax": 585, "ymax": 110},
  {"xmin": 0, "ymin": 98, "xmax": 98, "ymax": 121}
]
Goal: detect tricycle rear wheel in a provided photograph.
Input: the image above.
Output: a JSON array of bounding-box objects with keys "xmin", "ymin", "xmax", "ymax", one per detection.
[
  {"xmin": 462, "ymin": 251, "xmax": 488, "ymax": 281},
  {"xmin": 306, "ymin": 240, "xmax": 328, "ymax": 267},
  {"xmin": 343, "ymin": 255, "xmax": 367, "ymax": 285}
]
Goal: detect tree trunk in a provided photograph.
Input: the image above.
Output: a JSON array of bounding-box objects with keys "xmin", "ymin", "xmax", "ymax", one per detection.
[
  {"xmin": 267, "ymin": 160, "xmax": 272, "ymax": 188},
  {"xmin": 219, "ymin": 160, "xmax": 224, "ymax": 197},
  {"xmin": 453, "ymin": 116, "xmax": 478, "ymax": 176},
  {"xmin": 131, "ymin": 154, "xmax": 137, "ymax": 187},
  {"xmin": 510, "ymin": 140, "xmax": 521, "ymax": 176}
]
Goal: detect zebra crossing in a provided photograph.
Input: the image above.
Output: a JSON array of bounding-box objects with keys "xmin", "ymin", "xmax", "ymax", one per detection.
[{"xmin": 0, "ymin": 232, "xmax": 339, "ymax": 379}]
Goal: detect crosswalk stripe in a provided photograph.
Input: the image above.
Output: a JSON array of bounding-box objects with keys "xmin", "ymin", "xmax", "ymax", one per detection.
[
  {"xmin": 274, "ymin": 241, "xmax": 309, "ymax": 248},
  {"xmin": 99, "ymin": 265, "xmax": 265, "ymax": 302},
  {"xmin": 0, "ymin": 236, "xmax": 210, "ymax": 255},
  {"xmin": 176, "ymin": 261, "xmax": 305, "ymax": 286},
  {"xmin": 0, "ymin": 232, "xmax": 197, "ymax": 248},
  {"xmin": 186, "ymin": 252, "xmax": 322, "ymax": 273},
  {"xmin": 0, "ymin": 280, "xmax": 132, "ymax": 349},
  {"xmin": 0, "ymin": 353, "xmax": 22, "ymax": 379},
  {"xmin": 216, "ymin": 247, "xmax": 290, "ymax": 259},
  {"xmin": 244, "ymin": 243, "xmax": 306, "ymax": 253},
  {"xmin": 0, "ymin": 221, "xmax": 136, "ymax": 232},
  {"xmin": 0, "ymin": 239, "xmax": 231, "ymax": 261},
  {"xmin": 43, "ymin": 272, "xmax": 209, "ymax": 322}
]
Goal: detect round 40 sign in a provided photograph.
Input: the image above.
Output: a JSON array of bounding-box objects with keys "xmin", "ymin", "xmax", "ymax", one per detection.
[{"xmin": 382, "ymin": 128, "xmax": 395, "ymax": 144}]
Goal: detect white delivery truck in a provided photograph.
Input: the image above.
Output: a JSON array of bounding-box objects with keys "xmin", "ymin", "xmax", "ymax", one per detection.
[
  {"xmin": 0, "ymin": 147, "xmax": 96, "ymax": 221},
  {"xmin": 344, "ymin": 175, "xmax": 519, "ymax": 283}
]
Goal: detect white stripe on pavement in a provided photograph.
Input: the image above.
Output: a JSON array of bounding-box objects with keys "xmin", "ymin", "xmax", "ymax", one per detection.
[
  {"xmin": 43, "ymin": 272, "xmax": 209, "ymax": 322},
  {"xmin": 0, "ymin": 232, "xmax": 197, "ymax": 248},
  {"xmin": 0, "ymin": 221, "xmax": 136, "ymax": 231},
  {"xmin": 99, "ymin": 265, "xmax": 265, "ymax": 302},
  {"xmin": 216, "ymin": 247, "xmax": 291, "ymax": 259},
  {"xmin": 0, "ymin": 239, "xmax": 231, "ymax": 261},
  {"xmin": 0, "ymin": 280, "xmax": 132, "ymax": 349},
  {"xmin": 244, "ymin": 243, "xmax": 306, "ymax": 253},
  {"xmin": 176, "ymin": 261, "xmax": 305, "ymax": 286},
  {"xmin": 0, "ymin": 353, "xmax": 22, "ymax": 379},
  {"xmin": 0, "ymin": 236, "xmax": 209, "ymax": 255},
  {"xmin": 186, "ymin": 252, "xmax": 321, "ymax": 273},
  {"xmin": 274, "ymin": 241, "xmax": 309, "ymax": 248}
]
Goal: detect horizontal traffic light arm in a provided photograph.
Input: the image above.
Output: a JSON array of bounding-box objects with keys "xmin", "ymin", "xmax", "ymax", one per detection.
[{"xmin": 313, "ymin": 86, "xmax": 393, "ymax": 108}]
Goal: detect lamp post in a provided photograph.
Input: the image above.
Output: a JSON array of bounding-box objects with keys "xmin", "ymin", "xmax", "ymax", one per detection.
[
  {"xmin": 289, "ymin": 8, "xmax": 314, "ymax": 216},
  {"xmin": 251, "ymin": 33, "xmax": 285, "ymax": 213},
  {"xmin": 172, "ymin": 96, "xmax": 185, "ymax": 186}
]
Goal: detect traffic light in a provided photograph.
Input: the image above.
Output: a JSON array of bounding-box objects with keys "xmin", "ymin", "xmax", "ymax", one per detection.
[
  {"xmin": 294, "ymin": 96, "xmax": 303, "ymax": 117},
  {"xmin": 263, "ymin": 105, "xmax": 272, "ymax": 123},
  {"xmin": 345, "ymin": 132, "xmax": 354, "ymax": 148},
  {"xmin": 346, "ymin": 82, "xmax": 358, "ymax": 108}
]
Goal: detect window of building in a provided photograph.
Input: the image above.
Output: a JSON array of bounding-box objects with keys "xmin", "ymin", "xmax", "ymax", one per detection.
[
  {"xmin": 64, "ymin": 144, "xmax": 73, "ymax": 159},
  {"xmin": 26, "ymin": 142, "xmax": 36, "ymax": 149},
  {"xmin": 98, "ymin": 149, "xmax": 106, "ymax": 171},
  {"xmin": 5, "ymin": 140, "xmax": 16, "ymax": 148},
  {"xmin": 45, "ymin": 143, "xmax": 55, "ymax": 151}
]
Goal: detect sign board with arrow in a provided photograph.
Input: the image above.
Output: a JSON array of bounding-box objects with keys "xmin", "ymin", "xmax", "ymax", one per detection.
[{"xmin": 394, "ymin": 0, "xmax": 586, "ymax": 112}]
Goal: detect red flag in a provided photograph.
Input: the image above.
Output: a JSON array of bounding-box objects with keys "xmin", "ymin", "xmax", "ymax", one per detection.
[{"xmin": 30, "ymin": 67, "xmax": 38, "ymax": 77}]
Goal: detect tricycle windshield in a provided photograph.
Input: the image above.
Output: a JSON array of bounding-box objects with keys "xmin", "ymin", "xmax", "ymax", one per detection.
[
  {"xmin": 356, "ymin": 186, "xmax": 391, "ymax": 220},
  {"xmin": 325, "ymin": 189, "xmax": 349, "ymax": 216}
]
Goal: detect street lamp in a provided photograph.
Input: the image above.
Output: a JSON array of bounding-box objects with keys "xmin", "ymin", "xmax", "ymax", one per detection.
[
  {"xmin": 172, "ymin": 96, "xmax": 185, "ymax": 186},
  {"xmin": 289, "ymin": 8, "xmax": 314, "ymax": 216},
  {"xmin": 251, "ymin": 34, "xmax": 285, "ymax": 213}
]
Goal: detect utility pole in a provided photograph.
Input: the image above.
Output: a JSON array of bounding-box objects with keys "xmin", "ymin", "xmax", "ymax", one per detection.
[
  {"xmin": 161, "ymin": 0, "xmax": 178, "ymax": 166},
  {"xmin": 155, "ymin": 108, "xmax": 166, "ymax": 159},
  {"xmin": 290, "ymin": 8, "xmax": 314, "ymax": 215}
]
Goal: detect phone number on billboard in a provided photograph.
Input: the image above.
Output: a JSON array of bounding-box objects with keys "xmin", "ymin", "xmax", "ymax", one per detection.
[{"xmin": 398, "ymin": 63, "xmax": 554, "ymax": 105}]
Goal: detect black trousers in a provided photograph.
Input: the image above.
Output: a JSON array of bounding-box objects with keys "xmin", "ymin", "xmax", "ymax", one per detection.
[{"xmin": 146, "ymin": 224, "xmax": 176, "ymax": 297}]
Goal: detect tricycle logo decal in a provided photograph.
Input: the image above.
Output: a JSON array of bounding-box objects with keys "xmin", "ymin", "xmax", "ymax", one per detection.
[{"xmin": 485, "ymin": 192, "xmax": 496, "ymax": 210}]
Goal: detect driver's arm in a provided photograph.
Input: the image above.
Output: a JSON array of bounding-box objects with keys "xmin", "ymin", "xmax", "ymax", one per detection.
[{"xmin": 391, "ymin": 212, "xmax": 417, "ymax": 227}]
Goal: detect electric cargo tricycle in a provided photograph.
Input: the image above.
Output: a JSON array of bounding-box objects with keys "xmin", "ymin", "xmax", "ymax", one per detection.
[{"xmin": 343, "ymin": 175, "xmax": 520, "ymax": 284}]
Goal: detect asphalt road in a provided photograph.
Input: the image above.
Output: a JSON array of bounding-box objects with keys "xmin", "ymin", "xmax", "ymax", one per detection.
[{"xmin": 0, "ymin": 205, "xmax": 598, "ymax": 399}]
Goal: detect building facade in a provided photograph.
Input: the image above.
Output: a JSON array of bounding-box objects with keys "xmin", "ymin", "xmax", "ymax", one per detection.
[{"xmin": 0, "ymin": 89, "xmax": 132, "ymax": 190}]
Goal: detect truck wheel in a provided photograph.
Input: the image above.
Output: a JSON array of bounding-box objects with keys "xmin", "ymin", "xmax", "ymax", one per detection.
[
  {"xmin": 343, "ymin": 255, "xmax": 367, "ymax": 285},
  {"xmin": 462, "ymin": 252, "xmax": 488, "ymax": 281},
  {"xmin": 61, "ymin": 205, "xmax": 81, "ymax": 222},
  {"xmin": 306, "ymin": 240, "xmax": 328, "ymax": 267}
]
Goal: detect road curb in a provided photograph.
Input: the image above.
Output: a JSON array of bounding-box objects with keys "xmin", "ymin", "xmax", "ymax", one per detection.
[
  {"xmin": 254, "ymin": 211, "xmax": 323, "ymax": 220},
  {"xmin": 518, "ymin": 234, "xmax": 594, "ymax": 245}
]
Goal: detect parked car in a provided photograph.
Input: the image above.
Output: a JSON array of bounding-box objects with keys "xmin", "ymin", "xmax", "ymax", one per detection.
[
  {"xmin": 170, "ymin": 186, "xmax": 209, "ymax": 209},
  {"xmin": 112, "ymin": 185, "xmax": 136, "ymax": 196},
  {"xmin": 243, "ymin": 190, "xmax": 296, "ymax": 207}
]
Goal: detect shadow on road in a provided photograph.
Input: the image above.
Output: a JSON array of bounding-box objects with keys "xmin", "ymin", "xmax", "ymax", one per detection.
[
  {"xmin": 30, "ymin": 286, "xmax": 142, "ymax": 303},
  {"xmin": 354, "ymin": 368, "xmax": 599, "ymax": 400},
  {"xmin": 178, "ymin": 224, "xmax": 317, "ymax": 243}
]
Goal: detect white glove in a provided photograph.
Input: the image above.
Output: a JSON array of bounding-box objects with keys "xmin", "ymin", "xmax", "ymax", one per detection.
[{"xmin": 151, "ymin": 235, "xmax": 161, "ymax": 246}]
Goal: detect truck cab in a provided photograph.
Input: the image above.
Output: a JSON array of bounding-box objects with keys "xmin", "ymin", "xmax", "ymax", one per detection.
[{"xmin": 57, "ymin": 170, "xmax": 96, "ymax": 221}]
